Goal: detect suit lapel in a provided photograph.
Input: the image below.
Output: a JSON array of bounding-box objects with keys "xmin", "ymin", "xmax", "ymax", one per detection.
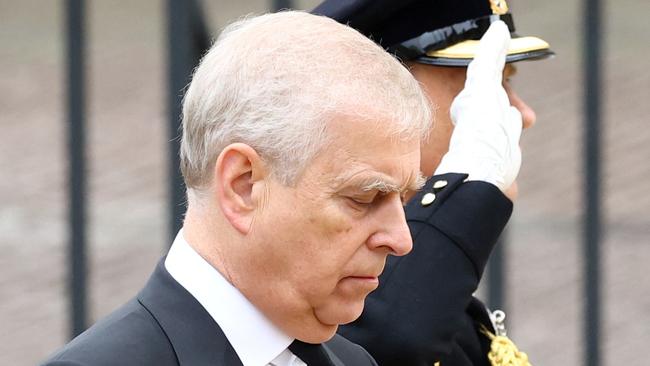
[
  {"xmin": 322, "ymin": 343, "xmax": 345, "ymax": 366},
  {"xmin": 138, "ymin": 259, "xmax": 243, "ymax": 366}
]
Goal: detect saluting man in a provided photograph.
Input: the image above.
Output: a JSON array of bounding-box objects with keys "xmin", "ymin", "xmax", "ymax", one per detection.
[{"xmin": 314, "ymin": 0, "xmax": 553, "ymax": 365}]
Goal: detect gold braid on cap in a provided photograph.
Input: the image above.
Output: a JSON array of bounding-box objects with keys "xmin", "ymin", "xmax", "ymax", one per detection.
[{"xmin": 490, "ymin": 0, "xmax": 509, "ymax": 15}]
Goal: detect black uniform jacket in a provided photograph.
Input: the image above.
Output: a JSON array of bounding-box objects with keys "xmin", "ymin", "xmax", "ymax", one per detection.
[
  {"xmin": 43, "ymin": 260, "xmax": 377, "ymax": 366},
  {"xmin": 339, "ymin": 173, "xmax": 513, "ymax": 366}
]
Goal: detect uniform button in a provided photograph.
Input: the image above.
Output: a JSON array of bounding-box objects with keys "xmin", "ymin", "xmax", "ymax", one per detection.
[
  {"xmin": 433, "ymin": 180, "xmax": 448, "ymax": 190},
  {"xmin": 421, "ymin": 192, "xmax": 436, "ymax": 206}
]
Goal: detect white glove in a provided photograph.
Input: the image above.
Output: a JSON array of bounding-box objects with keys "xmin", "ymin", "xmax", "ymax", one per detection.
[{"xmin": 434, "ymin": 21, "xmax": 522, "ymax": 193}]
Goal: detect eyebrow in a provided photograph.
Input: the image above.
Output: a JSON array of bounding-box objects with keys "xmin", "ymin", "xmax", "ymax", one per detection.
[{"xmin": 357, "ymin": 171, "xmax": 426, "ymax": 193}]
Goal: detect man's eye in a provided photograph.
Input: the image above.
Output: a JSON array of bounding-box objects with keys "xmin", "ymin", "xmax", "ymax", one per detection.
[
  {"xmin": 348, "ymin": 197, "xmax": 373, "ymax": 206},
  {"xmin": 346, "ymin": 194, "xmax": 378, "ymax": 208}
]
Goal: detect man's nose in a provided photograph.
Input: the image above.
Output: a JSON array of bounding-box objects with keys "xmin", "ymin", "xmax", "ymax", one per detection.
[
  {"xmin": 505, "ymin": 84, "xmax": 537, "ymax": 129},
  {"xmin": 366, "ymin": 196, "xmax": 413, "ymax": 257}
]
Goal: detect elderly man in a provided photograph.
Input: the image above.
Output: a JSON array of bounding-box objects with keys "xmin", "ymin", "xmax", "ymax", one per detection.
[
  {"xmin": 43, "ymin": 11, "xmax": 431, "ymax": 366},
  {"xmin": 44, "ymin": 8, "xmax": 524, "ymax": 366},
  {"xmin": 314, "ymin": 0, "xmax": 553, "ymax": 365}
]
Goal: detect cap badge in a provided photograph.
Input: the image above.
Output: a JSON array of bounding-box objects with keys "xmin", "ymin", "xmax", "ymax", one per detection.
[{"xmin": 489, "ymin": 0, "xmax": 509, "ymax": 15}]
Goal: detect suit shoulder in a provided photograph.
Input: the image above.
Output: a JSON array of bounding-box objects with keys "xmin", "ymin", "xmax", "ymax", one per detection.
[
  {"xmin": 42, "ymin": 299, "xmax": 177, "ymax": 366},
  {"xmin": 325, "ymin": 334, "xmax": 377, "ymax": 366}
]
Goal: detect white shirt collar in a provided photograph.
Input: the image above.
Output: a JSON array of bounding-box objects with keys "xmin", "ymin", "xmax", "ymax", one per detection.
[{"xmin": 165, "ymin": 230, "xmax": 295, "ymax": 366}]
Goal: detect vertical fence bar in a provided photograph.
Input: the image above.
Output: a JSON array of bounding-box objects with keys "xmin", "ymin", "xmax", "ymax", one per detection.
[
  {"xmin": 583, "ymin": 0, "xmax": 603, "ymax": 364},
  {"xmin": 272, "ymin": 0, "xmax": 293, "ymax": 11},
  {"xmin": 65, "ymin": 0, "xmax": 87, "ymax": 338},
  {"xmin": 487, "ymin": 231, "xmax": 507, "ymax": 311},
  {"xmin": 167, "ymin": 0, "xmax": 211, "ymax": 243},
  {"xmin": 167, "ymin": 0, "xmax": 190, "ymax": 242}
]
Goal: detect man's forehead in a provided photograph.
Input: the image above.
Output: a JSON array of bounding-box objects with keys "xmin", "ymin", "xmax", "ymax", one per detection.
[
  {"xmin": 422, "ymin": 61, "xmax": 516, "ymax": 74},
  {"xmin": 316, "ymin": 117, "xmax": 423, "ymax": 192}
]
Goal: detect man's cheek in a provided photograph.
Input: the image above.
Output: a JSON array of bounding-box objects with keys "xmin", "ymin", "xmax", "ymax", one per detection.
[{"xmin": 320, "ymin": 202, "xmax": 358, "ymax": 233}]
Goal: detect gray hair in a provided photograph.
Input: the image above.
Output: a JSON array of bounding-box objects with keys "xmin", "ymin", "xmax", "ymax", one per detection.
[{"xmin": 180, "ymin": 11, "xmax": 431, "ymax": 194}]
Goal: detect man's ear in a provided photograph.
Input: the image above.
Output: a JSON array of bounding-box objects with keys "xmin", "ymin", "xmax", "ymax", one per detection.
[{"xmin": 213, "ymin": 143, "xmax": 267, "ymax": 235}]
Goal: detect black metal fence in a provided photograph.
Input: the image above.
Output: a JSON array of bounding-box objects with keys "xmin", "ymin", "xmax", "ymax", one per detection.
[
  {"xmin": 65, "ymin": 0, "xmax": 88, "ymax": 338},
  {"xmin": 166, "ymin": 0, "xmax": 212, "ymax": 241},
  {"xmin": 64, "ymin": 0, "xmax": 604, "ymax": 364}
]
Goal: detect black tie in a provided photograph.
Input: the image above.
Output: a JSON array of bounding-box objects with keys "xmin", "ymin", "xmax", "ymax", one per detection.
[{"xmin": 288, "ymin": 339, "xmax": 334, "ymax": 366}]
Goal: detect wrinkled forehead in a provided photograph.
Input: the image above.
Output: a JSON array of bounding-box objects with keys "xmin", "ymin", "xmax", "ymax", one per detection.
[{"xmin": 312, "ymin": 115, "xmax": 422, "ymax": 185}]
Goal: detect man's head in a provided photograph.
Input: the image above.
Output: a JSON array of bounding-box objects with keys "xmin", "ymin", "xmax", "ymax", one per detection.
[
  {"xmin": 409, "ymin": 61, "xmax": 536, "ymax": 175},
  {"xmin": 313, "ymin": 0, "xmax": 552, "ymax": 176},
  {"xmin": 180, "ymin": 11, "xmax": 431, "ymax": 342}
]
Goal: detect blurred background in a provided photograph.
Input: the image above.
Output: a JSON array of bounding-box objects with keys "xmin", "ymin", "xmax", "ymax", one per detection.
[{"xmin": 1, "ymin": 0, "xmax": 648, "ymax": 364}]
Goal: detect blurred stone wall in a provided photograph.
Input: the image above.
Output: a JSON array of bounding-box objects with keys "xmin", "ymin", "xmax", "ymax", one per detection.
[{"xmin": 1, "ymin": 0, "xmax": 648, "ymax": 364}]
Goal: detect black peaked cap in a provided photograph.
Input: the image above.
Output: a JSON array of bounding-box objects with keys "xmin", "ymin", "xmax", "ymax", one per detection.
[
  {"xmin": 312, "ymin": 0, "xmax": 490, "ymax": 49},
  {"xmin": 312, "ymin": 0, "xmax": 554, "ymax": 67}
]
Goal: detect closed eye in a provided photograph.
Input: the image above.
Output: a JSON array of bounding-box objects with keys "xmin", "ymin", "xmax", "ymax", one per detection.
[{"xmin": 347, "ymin": 195, "xmax": 376, "ymax": 206}]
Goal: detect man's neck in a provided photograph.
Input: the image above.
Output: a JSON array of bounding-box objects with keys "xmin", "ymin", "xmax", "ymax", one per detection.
[
  {"xmin": 182, "ymin": 205, "xmax": 237, "ymax": 285},
  {"xmin": 164, "ymin": 231, "xmax": 295, "ymax": 366}
]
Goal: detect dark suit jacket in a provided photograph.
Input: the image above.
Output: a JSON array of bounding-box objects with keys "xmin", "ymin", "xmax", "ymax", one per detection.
[
  {"xmin": 339, "ymin": 173, "xmax": 513, "ymax": 365},
  {"xmin": 43, "ymin": 260, "xmax": 377, "ymax": 366}
]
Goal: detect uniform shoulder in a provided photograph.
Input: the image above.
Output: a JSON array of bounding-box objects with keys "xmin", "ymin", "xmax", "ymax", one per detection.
[{"xmin": 41, "ymin": 299, "xmax": 177, "ymax": 366}]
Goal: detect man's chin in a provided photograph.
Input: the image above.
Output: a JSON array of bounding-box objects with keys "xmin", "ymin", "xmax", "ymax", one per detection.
[
  {"xmin": 292, "ymin": 300, "xmax": 365, "ymax": 343},
  {"xmin": 294, "ymin": 323, "xmax": 340, "ymax": 344},
  {"xmin": 314, "ymin": 300, "xmax": 365, "ymax": 327}
]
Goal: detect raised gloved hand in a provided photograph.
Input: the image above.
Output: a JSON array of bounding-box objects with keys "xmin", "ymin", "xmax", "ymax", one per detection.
[{"xmin": 435, "ymin": 20, "xmax": 522, "ymax": 194}]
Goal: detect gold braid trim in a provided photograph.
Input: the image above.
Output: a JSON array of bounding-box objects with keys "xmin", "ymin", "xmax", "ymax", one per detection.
[{"xmin": 479, "ymin": 324, "xmax": 532, "ymax": 366}]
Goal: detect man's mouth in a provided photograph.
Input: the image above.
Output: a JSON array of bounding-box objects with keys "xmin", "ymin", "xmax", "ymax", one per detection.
[{"xmin": 343, "ymin": 275, "xmax": 379, "ymax": 286}]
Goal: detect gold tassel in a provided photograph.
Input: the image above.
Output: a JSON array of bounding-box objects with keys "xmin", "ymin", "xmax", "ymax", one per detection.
[{"xmin": 479, "ymin": 324, "xmax": 532, "ymax": 366}]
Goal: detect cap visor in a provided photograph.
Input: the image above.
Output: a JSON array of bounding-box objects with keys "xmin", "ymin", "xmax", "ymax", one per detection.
[{"xmin": 417, "ymin": 36, "xmax": 554, "ymax": 67}]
